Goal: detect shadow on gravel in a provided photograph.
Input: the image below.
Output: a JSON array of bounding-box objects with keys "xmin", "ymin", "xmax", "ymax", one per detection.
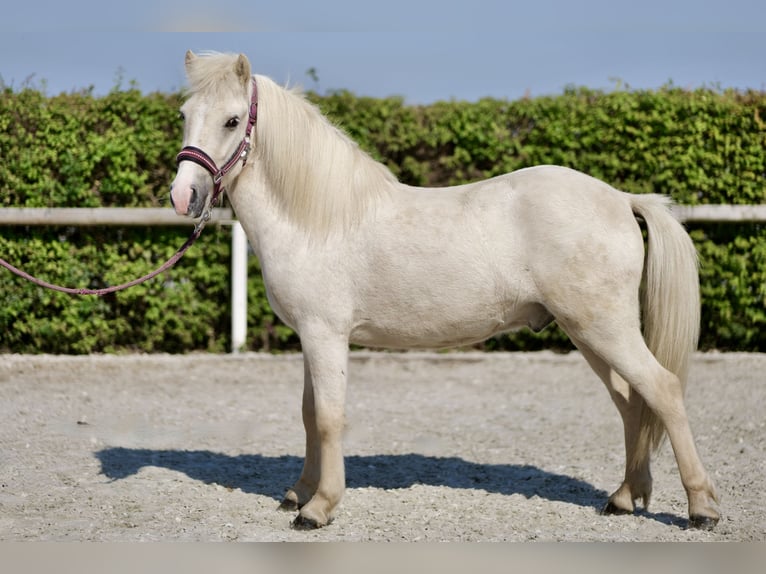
[
  {"xmin": 95, "ymin": 447, "xmax": 616, "ymax": 511},
  {"xmin": 95, "ymin": 447, "xmax": 690, "ymax": 527}
]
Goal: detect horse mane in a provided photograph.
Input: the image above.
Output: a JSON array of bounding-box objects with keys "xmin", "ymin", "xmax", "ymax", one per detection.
[{"xmin": 251, "ymin": 74, "xmax": 397, "ymax": 235}]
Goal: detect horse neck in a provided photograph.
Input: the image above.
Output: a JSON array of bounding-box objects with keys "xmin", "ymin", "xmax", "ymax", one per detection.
[{"xmin": 253, "ymin": 76, "xmax": 397, "ymax": 238}]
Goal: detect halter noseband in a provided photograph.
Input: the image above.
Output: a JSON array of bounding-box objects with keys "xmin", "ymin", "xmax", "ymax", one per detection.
[{"xmin": 176, "ymin": 78, "xmax": 259, "ymax": 202}]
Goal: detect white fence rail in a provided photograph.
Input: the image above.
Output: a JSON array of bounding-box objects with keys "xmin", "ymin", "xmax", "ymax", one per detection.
[
  {"xmin": 671, "ymin": 204, "xmax": 766, "ymax": 223},
  {"xmin": 0, "ymin": 207, "xmax": 247, "ymax": 352},
  {"xmin": 0, "ymin": 207, "xmax": 236, "ymax": 226},
  {"xmin": 1, "ymin": 204, "xmax": 764, "ymax": 353}
]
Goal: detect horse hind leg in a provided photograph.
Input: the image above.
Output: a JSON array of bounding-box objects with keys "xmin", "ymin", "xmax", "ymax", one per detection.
[
  {"xmin": 615, "ymin": 350, "xmax": 719, "ymax": 529},
  {"xmin": 573, "ymin": 340, "xmax": 653, "ymax": 515},
  {"xmin": 560, "ymin": 319, "xmax": 719, "ymax": 528}
]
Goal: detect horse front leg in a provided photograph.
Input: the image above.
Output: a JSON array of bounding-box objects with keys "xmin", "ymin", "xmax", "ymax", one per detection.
[
  {"xmin": 279, "ymin": 361, "xmax": 321, "ymax": 512},
  {"xmin": 287, "ymin": 329, "xmax": 349, "ymax": 530}
]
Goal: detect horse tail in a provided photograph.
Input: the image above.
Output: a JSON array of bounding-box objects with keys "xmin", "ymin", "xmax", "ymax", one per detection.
[{"xmin": 629, "ymin": 194, "xmax": 700, "ymax": 459}]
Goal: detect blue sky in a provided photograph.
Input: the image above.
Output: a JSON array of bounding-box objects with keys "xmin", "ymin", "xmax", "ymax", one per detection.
[{"xmin": 0, "ymin": 0, "xmax": 763, "ymax": 103}]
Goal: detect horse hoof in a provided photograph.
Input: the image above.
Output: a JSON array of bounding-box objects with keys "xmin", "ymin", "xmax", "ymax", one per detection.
[
  {"xmin": 278, "ymin": 498, "xmax": 299, "ymax": 512},
  {"xmin": 291, "ymin": 514, "xmax": 329, "ymax": 530},
  {"xmin": 688, "ymin": 515, "xmax": 718, "ymax": 530},
  {"xmin": 601, "ymin": 501, "xmax": 632, "ymax": 516}
]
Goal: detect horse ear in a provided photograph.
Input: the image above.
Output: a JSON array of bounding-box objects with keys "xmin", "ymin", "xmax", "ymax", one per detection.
[
  {"xmin": 185, "ymin": 50, "xmax": 197, "ymax": 70},
  {"xmin": 235, "ymin": 54, "xmax": 251, "ymax": 88}
]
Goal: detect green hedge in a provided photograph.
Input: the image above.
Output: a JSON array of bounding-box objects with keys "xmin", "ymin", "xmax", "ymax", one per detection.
[{"xmin": 1, "ymin": 85, "xmax": 764, "ymax": 353}]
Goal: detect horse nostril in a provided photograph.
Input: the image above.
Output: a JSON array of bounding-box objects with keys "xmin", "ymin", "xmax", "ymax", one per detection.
[
  {"xmin": 169, "ymin": 188, "xmax": 176, "ymax": 209},
  {"xmin": 190, "ymin": 186, "xmax": 198, "ymax": 208}
]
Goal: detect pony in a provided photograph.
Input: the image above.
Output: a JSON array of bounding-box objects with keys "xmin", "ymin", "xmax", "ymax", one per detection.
[{"xmin": 170, "ymin": 51, "xmax": 719, "ymax": 530}]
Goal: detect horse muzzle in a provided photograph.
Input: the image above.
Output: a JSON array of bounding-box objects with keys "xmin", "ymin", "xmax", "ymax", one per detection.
[{"xmin": 170, "ymin": 170, "xmax": 211, "ymax": 218}]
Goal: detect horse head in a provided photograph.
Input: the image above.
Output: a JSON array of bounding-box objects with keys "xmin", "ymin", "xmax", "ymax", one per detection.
[{"xmin": 170, "ymin": 51, "xmax": 256, "ymax": 218}]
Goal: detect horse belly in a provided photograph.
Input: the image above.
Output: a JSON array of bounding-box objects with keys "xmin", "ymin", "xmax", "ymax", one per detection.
[
  {"xmin": 350, "ymin": 305, "xmax": 543, "ymax": 349},
  {"xmin": 349, "ymin": 279, "xmax": 545, "ymax": 350},
  {"xmin": 350, "ymin": 196, "xmax": 542, "ymax": 349}
]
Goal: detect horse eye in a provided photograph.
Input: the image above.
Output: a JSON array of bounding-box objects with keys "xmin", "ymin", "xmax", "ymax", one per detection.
[
  {"xmin": 178, "ymin": 111, "xmax": 185, "ymax": 121},
  {"xmin": 225, "ymin": 117, "xmax": 240, "ymax": 129}
]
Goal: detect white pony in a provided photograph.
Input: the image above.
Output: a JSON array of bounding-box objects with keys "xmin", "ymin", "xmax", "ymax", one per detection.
[{"xmin": 170, "ymin": 51, "xmax": 719, "ymax": 530}]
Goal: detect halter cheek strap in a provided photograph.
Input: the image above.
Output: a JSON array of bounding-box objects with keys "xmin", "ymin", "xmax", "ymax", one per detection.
[{"xmin": 176, "ymin": 77, "xmax": 259, "ymax": 201}]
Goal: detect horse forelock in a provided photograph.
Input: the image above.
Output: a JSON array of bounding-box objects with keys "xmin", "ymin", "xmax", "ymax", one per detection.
[{"xmin": 185, "ymin": 52, "xmax": 244, "ymax": 97}]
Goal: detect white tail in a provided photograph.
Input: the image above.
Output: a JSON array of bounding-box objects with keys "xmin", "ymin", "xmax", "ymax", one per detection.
[{"xmin": 630, "ymin": 194, "xmax": 701, "ymax": 456}]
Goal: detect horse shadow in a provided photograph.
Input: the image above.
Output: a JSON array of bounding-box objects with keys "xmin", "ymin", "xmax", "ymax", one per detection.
[{"xmin": 94, "ymin": 447, "xmax": 685, "ymax": 527}]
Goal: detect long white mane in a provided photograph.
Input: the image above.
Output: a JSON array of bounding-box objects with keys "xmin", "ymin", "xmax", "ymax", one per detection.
[{"xmin": 252, "ymin": 73, "xmax": 397, "ymax": 234}]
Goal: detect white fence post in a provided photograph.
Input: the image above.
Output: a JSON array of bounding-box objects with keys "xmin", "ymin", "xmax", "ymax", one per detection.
[{"xmin": 230, "ymin": 221, "xmax": 248, "ymax": 353}]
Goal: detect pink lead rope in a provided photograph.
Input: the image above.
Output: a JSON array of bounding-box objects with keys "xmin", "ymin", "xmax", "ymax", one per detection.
[{"xmin": 0, "ymin": 224, "xmax": 205, "ymax": 296}]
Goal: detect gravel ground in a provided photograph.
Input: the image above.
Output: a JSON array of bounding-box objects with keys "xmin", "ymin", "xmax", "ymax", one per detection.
[{"xmin": 0, "ymin": 351, "xmax": 764, "ymax": 541}]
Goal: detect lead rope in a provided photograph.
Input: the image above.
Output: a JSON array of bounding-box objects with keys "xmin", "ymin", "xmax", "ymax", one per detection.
[{"xmin": 0, "ymin": 193, "xmax": 220, "ymax": 296}]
